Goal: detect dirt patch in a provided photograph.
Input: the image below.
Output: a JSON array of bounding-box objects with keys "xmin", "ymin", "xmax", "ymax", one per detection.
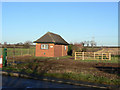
[{"xmin": 7, "ymin": 56, "xmax": 119, "ymax": 81}]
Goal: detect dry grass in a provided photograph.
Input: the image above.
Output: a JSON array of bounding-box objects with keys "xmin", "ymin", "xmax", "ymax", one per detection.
[{"xmin": 4, "ymin": 56, "xmax": 120, "ymax": 85}]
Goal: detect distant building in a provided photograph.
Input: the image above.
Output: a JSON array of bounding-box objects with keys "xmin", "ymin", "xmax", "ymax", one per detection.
[{"xmin": 34, "ymin": 32, "xmax": 69, "ymax": 57}]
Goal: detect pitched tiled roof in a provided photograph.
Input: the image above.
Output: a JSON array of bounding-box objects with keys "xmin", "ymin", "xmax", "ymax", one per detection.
[{"xmin": 34, "ymin": 32, "xmax": 69, "ymax": 45}]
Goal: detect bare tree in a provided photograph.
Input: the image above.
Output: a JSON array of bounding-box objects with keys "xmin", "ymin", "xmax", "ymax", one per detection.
[
  {"xmin": 86, "ymin": 41, "xmax": 89, "ymax": 47},
  {"xmin": 83, "ymin": 41, "xmax": 87, "ymax": 46},
  {"xmin": 4, "ymin": 42, "xmax": 7, "ymax": 45},
  {"xmin": 90, "ymin": 40, "xmax": 94, "ymax": 47},
  {"xmin": 24, "ymin": 41, "xmax": 33, "ymax": 48},
  {"xmin": 16, "ymin": 42, "xmax": 23, "ymax": 45},
  {"xmin": 81, "ymin": 42, "xmax": 85, "ymax": 47},
  {"xmin": 72, "ymin": 42, "xmax": 87, "ymax": 54},
  {"xmin": 94, "ymin": 42, "xmax": 97, "ymax": 46},
  {"xmin": 4, "ymin": 42, "xmax": 7, "ymax": 48}
]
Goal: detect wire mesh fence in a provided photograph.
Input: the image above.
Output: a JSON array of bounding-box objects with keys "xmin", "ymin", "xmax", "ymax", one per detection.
[
  {"xmin": 7, "ymin": 48, "xmax": 35, "ymax": 57},
  {"xmin": 2, "ymin": 47, "xmax": 35, "ymax": 65}
]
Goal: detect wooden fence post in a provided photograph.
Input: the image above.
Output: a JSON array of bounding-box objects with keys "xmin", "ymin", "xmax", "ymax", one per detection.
[
  {"xmin": 29, "ymin": 48, "xmax": 30, "ymax": 55},
  {"xmin": 82, "ymin": 52, "xmax": 84, "ymax": 60},
  {"xmin": 94, "ymin": 52, "xmax": 95, "ymax": 59},
  {"xmin": 109, "ymin": 53, "xmax": 111, "ymax": 60},
  {"xmin": 28, "ymin": 49, "xmax": 29, "ymax": 55},
  {"xmin": 13, "ymin": 45, "xmax": 15, "ymax": 65},
  {"xmin": 21, "ymin": 48, "xmax": 22, "ymax": 56},
  {"xmin": 102, "ymin": 53, "xmax": 103, "ymax": 60},
  {"xmin": 34, "ymin": 48, "xmax": 36, "ymax": 56},
  {"xmin": 33, "ymin": 49, "xmax": 35, "ymax": 56},
  {"xmin": 75, "ymin": 52, "xmax": 76, "ymax": 60}
]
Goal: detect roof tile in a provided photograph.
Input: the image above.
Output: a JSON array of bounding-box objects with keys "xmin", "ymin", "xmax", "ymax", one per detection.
[{"xmin": 34, "ymin": 32, "xmax": 69, "ymax": 45}]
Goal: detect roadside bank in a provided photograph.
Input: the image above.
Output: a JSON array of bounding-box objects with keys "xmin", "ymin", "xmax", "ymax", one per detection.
[
  {"xmin": 2, "ymin": 56, "xmax": 120, "ymax": 89},
  {"xmin": 2, "ymin": 71, "xmax": 119, "ymax": 89}
]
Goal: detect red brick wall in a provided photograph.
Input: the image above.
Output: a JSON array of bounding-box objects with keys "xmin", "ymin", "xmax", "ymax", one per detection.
[
  {"xmin": 35, "ymin": 43, "xmax": 68, "ymax": 57},
  {"xmin": 35, "ymin": 43, "xmax": 54, "ymax": 57}
]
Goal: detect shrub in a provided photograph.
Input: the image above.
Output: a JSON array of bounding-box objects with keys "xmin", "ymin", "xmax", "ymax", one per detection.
[{"xmin": 67, "ymin": 44, "xmax": 73, "ymax": 56}]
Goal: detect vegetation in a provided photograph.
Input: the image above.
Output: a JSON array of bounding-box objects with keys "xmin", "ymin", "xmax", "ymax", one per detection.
[
  {"xmin": 3, "ymin": 65, "xmax": 120, "ymax": 85},
  {"xmin": 67, "ymin": 44, "xmax": 73, "ymax": 56},
  {"xmin": 23, "ymin": 41, "xmax": 33, "ymax": 48},
  {"xmin": 76, "ymin": 59, "xmax": 118, "ymax": 63},
  {"xmin": 3, "ymin": 55, "xmax": 120, "ymax": 86},
  {"xmin": 2, "ymin": 47, "xmax": 35, "ymax": 57},
  {"xmin": 1, "ymin": 44, "xmax": 119, "ymax": 86},
  {"xmin": 75, "ymin": 56, "xmax": 119, "ymax": 63}
]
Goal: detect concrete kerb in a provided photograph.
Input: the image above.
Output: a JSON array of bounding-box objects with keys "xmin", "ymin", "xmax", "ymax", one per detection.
[{"xmin": 1, "ymin": 71, "xmax": 116, "ymax": 89}]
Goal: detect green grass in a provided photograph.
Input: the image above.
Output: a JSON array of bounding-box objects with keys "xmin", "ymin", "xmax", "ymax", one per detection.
[
  {"xmin": 29, "ymin": 55, "xmax": 72, "ymax": 60},
  {"xmin": 75, "ymin": 59, "xmax": 118, "ymax": 63},
  {"xmin": 2, "ymin": 47, "xmax": 35, "ymax": 57},
  {"xmin": 75, "ymin": 56, "xmax": 119, "ymax": 63},
  {"xmin": 2, "ymin": 47, "xmax": 72, "ymax": 59},
  {"xmin": 3, "ymin": 66, "xmax": 120, "ymax": 85},
  {"xmin": 43, "ymin": 73, "xmax": 120, "ymax": 85},
  {"xmin": 2, "ymin": 47, "xmax": 119, "ymax": 63}
]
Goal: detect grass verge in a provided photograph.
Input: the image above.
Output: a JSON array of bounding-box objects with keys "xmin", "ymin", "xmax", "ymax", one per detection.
[{"xmin": 2, "ymin": 66, "xmax": 120, "ymax": 85}]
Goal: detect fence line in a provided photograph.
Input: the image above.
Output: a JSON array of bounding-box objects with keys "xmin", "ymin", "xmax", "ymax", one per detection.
[
  {"xmin": 75, "ymin": 52, "xmax": 111, "ymax": 60},
  {"xmin": 5, "ymin": 48, "xmax": 35, "ymax": 65},
  {"xmin": 7, "ymin": 48, "xmax": 35, "ymax": 58}
]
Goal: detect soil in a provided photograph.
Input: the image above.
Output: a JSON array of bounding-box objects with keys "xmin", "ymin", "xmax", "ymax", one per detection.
[{"xmin": 7, "ymin": 56, "xmax": 120, "ymax": 80}]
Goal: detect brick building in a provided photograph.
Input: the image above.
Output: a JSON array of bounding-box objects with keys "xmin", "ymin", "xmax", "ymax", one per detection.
[{"xmin": 34, "ymin": 32, "xmax": 69, "ymax": 57}]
